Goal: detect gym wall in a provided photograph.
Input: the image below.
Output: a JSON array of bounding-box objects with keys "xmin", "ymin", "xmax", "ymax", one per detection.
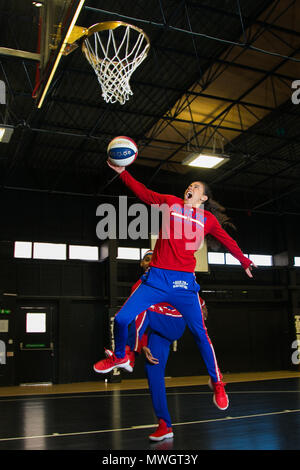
[{"xmin": 0, "ymin": 188, "xmax": 298, "ymax": 386}]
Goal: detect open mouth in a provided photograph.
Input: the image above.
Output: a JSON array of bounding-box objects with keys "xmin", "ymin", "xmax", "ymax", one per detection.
[{"xmin": 186, "ymin": 191, "xmax": 193, "ymax": 200}]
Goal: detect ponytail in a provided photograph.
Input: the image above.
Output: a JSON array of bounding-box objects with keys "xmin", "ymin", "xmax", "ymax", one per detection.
[{"xmin": 202, "ymin": 183, "xmax": 236, "ymax": 250}]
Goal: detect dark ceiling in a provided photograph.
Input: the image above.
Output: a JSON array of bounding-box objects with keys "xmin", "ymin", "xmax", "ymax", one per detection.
[{"xmin": 1, "ymin": 0, "xmax": 300, "ymax": 216}]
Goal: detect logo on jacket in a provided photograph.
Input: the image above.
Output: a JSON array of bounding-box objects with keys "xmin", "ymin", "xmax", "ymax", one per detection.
[{"xmin": 173, "ymin": 280, "xmax": 188, "ymax": 289}]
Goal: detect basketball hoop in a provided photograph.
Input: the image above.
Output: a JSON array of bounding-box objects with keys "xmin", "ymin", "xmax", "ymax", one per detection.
[{"xmin": 81, "ymin": 21, "xmax": 150, "ymax": 105}]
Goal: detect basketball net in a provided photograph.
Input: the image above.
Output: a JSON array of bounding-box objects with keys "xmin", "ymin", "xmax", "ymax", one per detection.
[{"xmin": 82, "ymin": 22, "xmax": 150, "ymax": 105}]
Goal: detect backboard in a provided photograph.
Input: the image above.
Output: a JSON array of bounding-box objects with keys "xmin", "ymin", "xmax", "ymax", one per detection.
[{"xmin": 33, "ymin": 0, "xmax": 86, "ymax": 108}]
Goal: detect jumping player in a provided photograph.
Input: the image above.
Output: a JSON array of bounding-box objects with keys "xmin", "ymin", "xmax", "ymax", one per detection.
[{"xmin": 94, "ymin": 161, "xmax": 256, "ymax": 411}]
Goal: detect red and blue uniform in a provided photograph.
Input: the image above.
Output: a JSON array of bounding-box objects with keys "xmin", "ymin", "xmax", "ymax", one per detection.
[{"xmin": 114, "ymin": 170, "xmax": 252, "ymax": 384}]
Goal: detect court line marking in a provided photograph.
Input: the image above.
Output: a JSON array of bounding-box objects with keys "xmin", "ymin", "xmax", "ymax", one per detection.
[
  {"xmin": 0, "ymin": 408, "xmax": 299, "ymax": 442},
  {"xmin": 0, "ymin": 389, "xmax": 299, "ymax": 403}
]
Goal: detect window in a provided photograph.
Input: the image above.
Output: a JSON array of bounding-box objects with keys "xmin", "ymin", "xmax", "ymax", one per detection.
[
  {"xmin": 117, "ymin": 247, "xmax": 140, "ymax": 260},
  {"xmin": 225, "ymin": 253, "xmax": 241, "ymax": 265},
  {"xmin": 208, "ymin": 252, "xmax": 225, "ymax": 264},
  {"xmin": 26, "ymin": 313, "xmax": 46, "ymax": 333},
  {"xmin": 69, "ymin": 245, "xmax": 99, "ymax": 261},
  {"xmin": 33, "ymin": 243, "xmax": 67, "ymax": 260},
  {"xmin": 248, "ymin": 254, "xmax": 273, "ymax": 266},
  {"xmin": 294, "ymin": 257, "xmax": 300, "ymax": 267},
  {"xmin": 117, "ymin": 247, "xmax": 150, "ymax": 260},
  {"xmin": 14, "ymin": 242, "xmax": 32, "ymax": 259}
]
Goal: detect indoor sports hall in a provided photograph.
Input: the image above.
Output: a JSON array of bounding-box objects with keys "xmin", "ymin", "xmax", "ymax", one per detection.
[{"xmin": 0, "ymin": 0, "xmax": 300, "ymax": 454}]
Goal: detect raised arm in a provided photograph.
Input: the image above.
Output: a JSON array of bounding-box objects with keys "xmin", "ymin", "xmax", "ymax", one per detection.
[
  {"xmin": 107, "ymin": 160, "xmax": 175, "ymax": 206},
  {"xmin": 208, "ymin": 214, "xmax": 256, "ymax": 278}
]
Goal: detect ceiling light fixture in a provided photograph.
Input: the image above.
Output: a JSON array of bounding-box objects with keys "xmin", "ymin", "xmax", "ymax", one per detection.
[{"xmin": 182, "ymin": 152, "xmax": 228, "ymax": 169}]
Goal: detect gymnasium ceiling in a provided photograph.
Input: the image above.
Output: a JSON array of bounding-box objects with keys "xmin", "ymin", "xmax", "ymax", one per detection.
[{"xmin": 1, "ymin": 0, "xmax": 300, "ymax": 216}]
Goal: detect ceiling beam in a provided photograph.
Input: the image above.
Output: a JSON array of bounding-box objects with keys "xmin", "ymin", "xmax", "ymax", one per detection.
[
  {"xmin": 252, "ymin": 182, "xmax": 300, "ymax": 210},
  {"xmin": 187, "ymin": 0, "xmax": 300, "ymax": 40},
  {"xmin": 45, "ymin": 95, "xmax": 300, "ymax": 147},
  {"xmin": 4, "ymin": 117, "xmax": 299, "ymax": 169},
  {"xmin": 14, "ymin": 81, "xmax": 297, "ymax": 117},
  {"xmin": 151, "ymin": 45, "xmax": 295, "ymax": 83}
]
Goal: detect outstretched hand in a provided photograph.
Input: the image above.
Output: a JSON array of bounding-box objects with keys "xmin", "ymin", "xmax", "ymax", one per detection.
[
  {"xmin": 107, "ymin": 159, "xmax": 125, "ymax": 174},
  {"xmin": 142, "ymin": 346, "xmax": 159, "ymax": 365},
  {"xmin": 245, "ymin": 263, "xmax": 257, "ymax": 278}
]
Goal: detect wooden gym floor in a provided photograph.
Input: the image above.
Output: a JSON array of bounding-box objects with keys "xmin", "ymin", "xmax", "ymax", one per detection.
[{"xmin": 0, "ymin": 370, "xmax": 299, "ymax": 451}]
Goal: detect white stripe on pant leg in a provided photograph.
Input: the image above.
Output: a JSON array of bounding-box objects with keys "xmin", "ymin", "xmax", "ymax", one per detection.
[{"xmin": 197, "ymin": 294, "xmax": 221, "ymax": 382}]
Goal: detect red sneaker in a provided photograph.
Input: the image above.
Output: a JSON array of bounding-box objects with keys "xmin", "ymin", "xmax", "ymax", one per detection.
[
  {"xmin": 208, "ymin": 378, "xmax": 229, "ymax": 410},
  {"xmin": 93, "ymin": 352, "xmax": 130, "ymax": 374},
  {"xmin": 125, "ymin": 345, "xmax": 135, "ymax": 372},
  {"xmin": 149, "ymin": 419, "xmax": 174, "ymax": 441},
  {"xmin": 104, "ymin": 347, "xmax": 135, "ymax": 373}
]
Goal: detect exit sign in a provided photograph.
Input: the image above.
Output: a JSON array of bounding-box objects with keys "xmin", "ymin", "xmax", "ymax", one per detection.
[{"xmin": 0, "ymin": 309, "xmax": 11, "ymax": 314}]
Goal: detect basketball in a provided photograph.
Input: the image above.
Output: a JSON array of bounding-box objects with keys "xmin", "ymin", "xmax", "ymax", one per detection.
[{"xmin": 107, "ymin": 136, "xmax": 138, "ymax": 167}]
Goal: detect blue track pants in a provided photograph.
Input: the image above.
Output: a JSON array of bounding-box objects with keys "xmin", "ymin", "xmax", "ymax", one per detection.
[
  {"xmin": 127, "ymin": 306, "xmax": 186, "ymax": 428},
  {"xmin": 114, "ymin": 267, "xmax": 222, "ymax": 383},
  {"xmin": 145, "ymin": 316, "xmax": 185, "ymax": 427}
]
